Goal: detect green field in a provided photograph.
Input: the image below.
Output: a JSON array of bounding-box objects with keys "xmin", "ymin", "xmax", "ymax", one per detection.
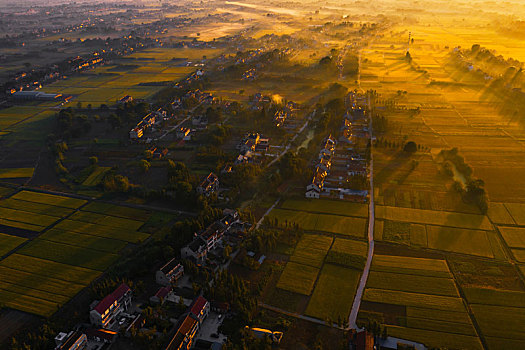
[
  {"xmin": 371, "ymin": 255, "xmax": 451, "ymax": 278},
  {"xmin": 82, "ymin": 202, "xmax": 151, "ymax": 220},
  {"xmin": 406, "ymin": 307, "xmax": 472, "ymax": 324},
  {"xmin": 366, "ymin": 271, "xmax": 459, "ymax": 297},
  {"xmin": 54, "ymin": 219, "xmax": 149, "ymax": 243},
  {"xmin": 268, "ymin": 208, "xmax": 367, "ymax": 237},
  {"xmin": 18, "ymin": 239, "xmax": 119, "ymax": 271},
  {"xmin": 280, "ymin": 199, "xmax": 368, "ymax": 217},
  {"xmin": 0, "ymin": 218, "xmax": 43, "ymax": 232},
  {"xmin": 70, "ymin": 211, "xmax": 144, "ymax": 230},
  {"xmin": 406, "ymin": 317, "xmax": 476, "ymax": 336},
  {"xmin": 426, "ymin": 225, "xmax": 500, "ymax": 258},
  {"xmin": 0, "ymin": 233, "xmax": 26, "ymax": 256},
  {"xmin": 0, "ymin": 168, "xmax": 34, "ymax": 179},
  {"xmin": 0, "ymin": 206, "xmax": 59, "ymax": 228},
  {"xmin": 471, "ymin": 304, "xmax": 525, "ymax": 344},
  {"xmin": 386, "ymin": 325, "xmax": 483, "ymax": 350},
  {"xmin": 289, "ymin": 234, "xmax": 332, "ymax": 268},
  {"xmin": 11, "ymin": 191, "xmax": 87, "ymax": 209},
  {"xmin": 276, "ymin": 262, "xmax": 320, "ymax": 295},
  {"xmin": 305, "ymin": 264, "xmax": 360, "ymax": 320},
  {"xmin": 82, "ymin": 166, "xmax": 112, "ymax": 186},
  {"xmin": 40, "ymin": 229, "xmax": 128, "ymax": 253},
  {"xmin": 376, "ymin": 206, "xmax": 493, "ymax": 230},
  {"xmin": 0, "ymin": 198, "xmax": 74, "ymax": 217},
  {"xmin": 362, "ymin": 288, "xmax": 465, "ymax": 312},
  {"xmin": 0, "ymin": 254, "xmax": 100, "ymax": 285},
  {"xmin": 463, "ymin": 287, "xmax": 525, "ymax": 308},
  {"xmin": 325, "ymin": 238, "xmax": 367, "ymax": 269}
]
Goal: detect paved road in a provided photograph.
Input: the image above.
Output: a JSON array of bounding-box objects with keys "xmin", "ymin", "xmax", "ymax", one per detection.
[
  {"xmin": 255, "ymin": 198, "xmax": 279, "ymax": 230},
  {"xmin": 348, "ymin": 95, "xmax": 375, "ymax": 329}
]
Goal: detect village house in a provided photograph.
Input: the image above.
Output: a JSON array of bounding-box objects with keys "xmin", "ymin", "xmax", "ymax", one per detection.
[
  {"xmin": 118, "ymin": 95, "xmax": 133, "ymax": 104},
  {"xmin": 181, "ymin": 236, "xmax": 208, "ymax": 263},
  {"xmin": 176, "ymin": 127, "xmax": 191, "ymax": 139},
  {"xmin": 156, "ymin": 258, "xmax": 184, "ymax": 286},
  {"xmin": 197, "ymin": 172, "xmax": 219, "ymax": 196},
  {"xmin": 165, "ymin": 296, "xmax": 211, "ymax": 350},
  {"xmin": 89, "ymin": 283, "xmax": 132, "ymax": 328},
  {"xmin": 54, "ymin": 330, "xmax": 87, "ymax": 350},
  {"xmin": 150, "ymin": 285, "xmax": 172, "ymax": 305}
]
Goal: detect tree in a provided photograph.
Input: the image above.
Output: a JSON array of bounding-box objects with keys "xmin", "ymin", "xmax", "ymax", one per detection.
[
  {"xmin": 403, "ymin": 141, "xmax": 417, "ymax": 154},
  {"xmin": 140, "ymin": 159, "xmax": 151, "ymax": 173}
]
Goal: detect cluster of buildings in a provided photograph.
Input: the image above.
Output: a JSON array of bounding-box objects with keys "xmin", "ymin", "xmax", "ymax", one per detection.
[
  {"xmin": 181, "ymin": 209, "xmax": 250, "ymax": 264},
  {"xmin": 234, "ymin": 133, "xmax": 269, "ymax": 165},
  {"xmin": 11, "ymin": 90, "xmax": 71, "ymax": 102},
  {"xmin": 165, "ymin": 296, "xmax": 211, "ymax": 350},
  {"xmin": 129, "ymin": 108, "xmax": 167, "ymax": 140},
  {"xmin": 306, "ymin": 98, "xmax": 370, "ymax": 201},
  {"xmin": 306, "ymin": 135, "xmax": 336, "ymax": 199},
  {"xmin": 273, "ymin": 101, "xmax": 298, "ymax": 128},
  {"xmin": 197, "ymin": 172, "xmax": 219, "ymax": 197},
  {"xmin": 241, "ymin": 68, "xmax": 257, "ymax": 81}
]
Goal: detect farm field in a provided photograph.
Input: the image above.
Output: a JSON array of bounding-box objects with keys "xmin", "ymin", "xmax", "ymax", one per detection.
[
  {"xmin": 325, "ymin": 238, "xmax": 367, "ymax": 269},
  {"xmin": 279, "ymin": 199, "xmax": 368, "ymax": 217},
  {"xmin": 0, "ymin": 168, "xmax": 34, "ymax": 179},
  {"xmin": 82, "ymin": 167, "xmax": 112, "ymax": 186},
  {"xmin": 289, "ymin": 234, "xmax": 332, "ymax": 268},
  {"xmin": 0, "ymin": 233, "xmax": 26, "ymax": 257},
  {"xmin": 0, "ymin": 189, "xmax": 152, "ymax": 317},
  {"xmin": 11, "ymin": 191, "xmax": 86, "ymax": 209},
  {"xmin": 304, "ymin": 264, "xmax": 360, "ymax": 321},
  {"xmin": 267, "ymin": 208, "xmax": 367, "ymax": 237},
  {"xmin": 497, "ymin": 226, "xmax": 525, "ymax": 249},
  {"xmin": 276, "ymin": 262, "xmax": 320, "ymax": 295}
]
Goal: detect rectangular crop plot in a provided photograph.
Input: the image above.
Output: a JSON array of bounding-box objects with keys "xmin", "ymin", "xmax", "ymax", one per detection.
[
  {"xmin": 0, "ymin": 206, "xmax": 59, "ymax": 228},
  {"xmin": 326, "ymin": 238, "xmax": 367, "ymax": 269},
  {"xmin": 11, "ymin": 191, "xmax": 86, "ymax": 209},
  {"xmin": 40, "ymin": 229, "xmax": 128, "ymax": 253},
  {"xmin": 366, "ymin": 271, "xmax": 459, "ymax": 297},
  {"xmin": 0, "ymin": 198, "xmax": 74, "ymax": 218},
  {"xmin": 280, "ymin": 199, "xmax": 368, "ymax": 217},
  {"xmin": 463, "ymin": 287, "xmax": 525, "ymax": 308},
  {"xmin": 497, "ymin": 226, "xmax": 525, "ymax": 248},
  {"xmin": 406, "ymin": 317, "xmax": 476, "ymax": 336},
  {"xmin": 54, "ymin": 219, "xmax": 149, "ymax": 243},
  {"xmin": 504, "ymin": 203, "xmax": 525, "ymax": 226},
  {"xmin": 426, "ymin": 226, "xmax": 498, "ymax": 258},
  {"xmin": 276, "ymin": 262, "xmax": 319, "ymax": 295},
  {"xmin": 289, "ymin": 234, "xmax": 332, "ymax": 268},
  {"xmin": 0, "ymin": 254, "xmax": 100, "ymax": 284},
  {"xmin": 305, "ymin": 264, "xmax": 361, "ymax": 320},
  {"xmin": 0, "ymin": 266, "xmax": 84, "ymax": 298},
  {"xmin": 0, "ymin": 218, "xmax": 42, "ymax": 232},
  {"xmin": 82, "ymin": 167, "xmax": 111, "ymax": 186},
  {"xmin": 0, "ymin": 288, "xmax": 61, "ymax": 317},
  {"xmin": 0, "ymin": 168, "xmax": 34, "ymax": 179},
  {"xmin": 82, "ymin": 202, "xmax": 151, "ymax": 221},
  {"xmin": 386, "ymin": 325, "xmax": 482, "ymax": 350},
  {"xmin": 371, "ymin": 255, "xmax": 451, "ymax": 278},
  {"xmin": 471, "ymin": 304, "xmax": 525, "ymax": 342},
  {"xmin": 375, "ymin": 206, "xmax": 493, "ymax": 230},
  {"xmin": 363, "ymin": 288, "xmax": 466, "ymax": 312},
  {"xmin": 267, "ymin": 209, "xmax": 318, "ymax": 231},
  {"xmin": 0, "ymin": 233, "xmax": 26, "ymax": 256},
  {"xmin": 406, "ymin": 307, "xmax": 472, "ymax": 325},
  {"xmin": 70, "ymin": 211, "xmax": 144, "ymax": 230},
  {"xmin": 487, "ymin": 203, "xmax": 515, "ymax": 225},
  {"xmin": 18, "ymin": 239, "xmax": 119, "ymax": 271}
]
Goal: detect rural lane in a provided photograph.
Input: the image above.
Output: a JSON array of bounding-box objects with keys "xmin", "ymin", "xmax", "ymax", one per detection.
[{"xmin": 348, "ymin": 95, "xmax": 375, "ymax": 329}]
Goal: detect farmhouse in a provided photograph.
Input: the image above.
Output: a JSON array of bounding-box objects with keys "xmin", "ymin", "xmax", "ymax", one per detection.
[
  {"xmin": 165, "ymin": 296, "xmax": 211, "ymax": 350},
  {"xmin": 181, "ymin": 236, "xmax": 208, "ymax": 263},
  {"xmin": 150, "ymin": 285, "xmax": 172, "ymax": 304},
  {"xmin": 197, "ymin": 172, "xmax": 219, "ymax": 196},
  {"xmin": 156, "ymin": 258, "xmax": 184, "ymax": 286},
  {"xmin": 89, "ymin": 283, "xmax": 132, "ymax": 328},
  {"xmin": 118, "ymin": 95, "xmax": 133, "ymax": 104},
  {"xmin": 176, "ymin": 127, "xmax": 191, "ymax": 139}
]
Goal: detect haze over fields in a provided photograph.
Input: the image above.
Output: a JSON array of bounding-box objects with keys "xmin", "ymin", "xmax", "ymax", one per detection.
[{"xmin": 1, "ymin": 0, "xmax": 525, "ymax": 349}]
